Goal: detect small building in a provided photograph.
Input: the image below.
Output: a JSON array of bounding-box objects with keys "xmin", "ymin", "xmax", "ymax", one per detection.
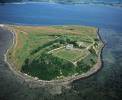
[
  {"xmin": 66, "ymin": 44, "xmax": 73, "ymax": 50},
  {"xmin": 0, "ymin": 24, "xmax": 4, "ymax": 27}
]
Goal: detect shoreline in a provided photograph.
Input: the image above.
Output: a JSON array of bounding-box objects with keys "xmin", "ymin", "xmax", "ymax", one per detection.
[
  {"xmin": 4, "ymin": 24, "xmax": 105, "ymax": 86},
  {"xmin": 0, "ymin": 1, "xmax": 122, "ymax": 8}
]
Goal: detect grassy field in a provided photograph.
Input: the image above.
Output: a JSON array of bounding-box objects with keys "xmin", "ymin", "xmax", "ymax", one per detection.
[
  {"xmin": 52, "ymin": 48, "xmax": 89, "ymax": 62},
  {"xmin": 8, "ymin": 25, "xmax": 102, "ymax": 80}
]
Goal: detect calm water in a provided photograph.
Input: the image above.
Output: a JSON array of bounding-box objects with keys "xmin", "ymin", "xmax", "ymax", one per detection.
[{"xmin": 0, "ymin": 3, "xmax": 122, "ymax": 100}]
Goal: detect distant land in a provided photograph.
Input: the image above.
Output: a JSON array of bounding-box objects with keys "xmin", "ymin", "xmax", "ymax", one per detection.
[{"xmin": 0, "ymin": 0, "xmax": 122, "ymax": 5}]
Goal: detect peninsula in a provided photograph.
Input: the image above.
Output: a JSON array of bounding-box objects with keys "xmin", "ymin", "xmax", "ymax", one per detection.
[{"xmin": 7, "ymin": 25, "xmax": 104, "ymax": 81}]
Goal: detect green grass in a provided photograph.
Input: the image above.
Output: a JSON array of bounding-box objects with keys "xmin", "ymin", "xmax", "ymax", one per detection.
[{"xmin": 53, "ymin": 48, "xmax": 89, "ymax": 62}]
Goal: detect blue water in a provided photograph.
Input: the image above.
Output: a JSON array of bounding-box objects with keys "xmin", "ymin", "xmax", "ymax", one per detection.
[
  {"xmin": 0, "ymin": 3, "xmax": 122, "ymax": 100},
  {"xmin": 0, "ymin": 3, "xmax": 122, "ymax": 30}
]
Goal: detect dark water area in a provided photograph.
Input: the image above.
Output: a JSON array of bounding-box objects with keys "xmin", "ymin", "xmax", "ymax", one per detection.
[{"xmin": 0, "ymin": 3, "xmax": 122, "ymax": 100}]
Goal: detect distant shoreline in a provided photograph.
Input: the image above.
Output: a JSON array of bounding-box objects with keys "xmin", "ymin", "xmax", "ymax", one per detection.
[
  {"xmin": 0, "ymin": 1, "xmax": 122, "ymax": 8},
  {"xmin": 4, "ymin": 24, "xmax": 105, "ymax": 86}
]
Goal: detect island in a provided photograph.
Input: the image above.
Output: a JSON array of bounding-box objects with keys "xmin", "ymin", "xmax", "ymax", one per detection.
[{"xmin": 6, "ymin": 25, "xmax": 104, "ymax": 81}]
